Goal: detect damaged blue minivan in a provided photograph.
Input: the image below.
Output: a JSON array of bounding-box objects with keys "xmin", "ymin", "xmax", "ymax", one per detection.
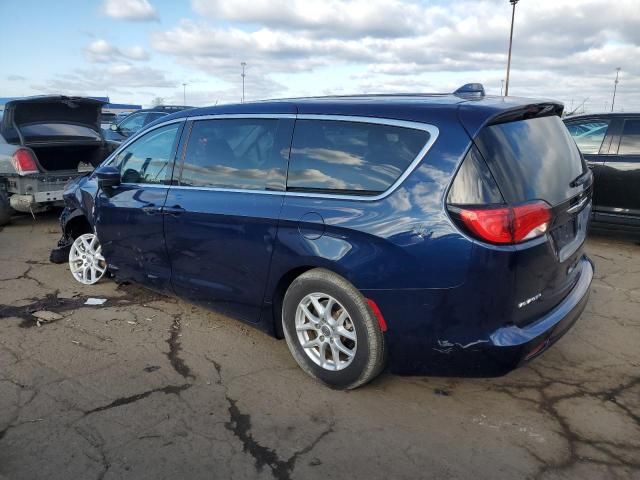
[{"xmin": 51, "ymin": 85, "xmax": 594, "ymax": 389}]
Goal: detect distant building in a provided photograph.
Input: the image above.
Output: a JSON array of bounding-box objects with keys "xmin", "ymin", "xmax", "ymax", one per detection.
[{"xmin": 0, "ymin": 96, "xmax": 141, "ymax": 114}]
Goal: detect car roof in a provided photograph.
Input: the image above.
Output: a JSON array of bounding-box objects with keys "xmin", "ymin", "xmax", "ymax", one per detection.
[
  {"xmin": 139, "ymin": 106, "xmax": 194, "ymax": 113},
  {"xmin": 152, "ymin": 93, "xmax": 562, "ymax": 139}
]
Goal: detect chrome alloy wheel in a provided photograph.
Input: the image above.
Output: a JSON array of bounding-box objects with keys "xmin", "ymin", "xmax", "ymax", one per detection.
[
  {"xmin": 295, "ymin": 293, "xmax": 357, "ymax": 371},
  {"xmin": 68, "ymin": 233, "xmax": 107, "ymax": 285}
]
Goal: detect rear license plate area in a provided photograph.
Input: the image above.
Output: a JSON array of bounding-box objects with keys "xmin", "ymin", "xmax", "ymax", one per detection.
[{"xmin": 553, "ymin": 217, "xmax": 576, "ymax": 250}]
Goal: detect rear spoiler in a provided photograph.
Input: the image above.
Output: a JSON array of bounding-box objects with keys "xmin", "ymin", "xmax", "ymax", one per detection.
[{"xmin": 458, "ymin": 100, "xmax": 564, "ymax": 139}]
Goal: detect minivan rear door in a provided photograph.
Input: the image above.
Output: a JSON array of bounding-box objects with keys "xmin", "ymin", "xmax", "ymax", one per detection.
[
  {"xmin": 164, "ymin": 115, "xmax": 295, "ymax": 324},
  {"xmin": 472, "ymin": 114, "xmax": 592, "ymax": 326}
]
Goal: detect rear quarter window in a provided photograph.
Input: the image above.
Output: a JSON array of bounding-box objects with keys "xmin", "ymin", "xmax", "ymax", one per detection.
[
  {"xmin": 475, "ymin": 116, "xmax": 586, "ymax": 206},
  {"xmin": 287, "ymin": 119, "xmax": 430, "ymax": 195}
]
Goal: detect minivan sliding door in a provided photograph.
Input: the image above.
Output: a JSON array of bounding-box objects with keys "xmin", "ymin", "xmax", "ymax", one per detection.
[{"xmin": 164, "ymin": 117, "xmax": 295, "ymax": 323}]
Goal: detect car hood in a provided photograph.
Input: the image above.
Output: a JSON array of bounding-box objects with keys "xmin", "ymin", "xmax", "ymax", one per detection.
[{"xmin": 1, "ymin": 96, "xmax": 105, "ymax": 134}]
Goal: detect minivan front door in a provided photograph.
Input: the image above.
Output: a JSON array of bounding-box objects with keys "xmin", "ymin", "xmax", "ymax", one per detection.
[
  {"xmin": 95, "ymin": 122, "xmax": 183, "ymax": 291},
  {"xmin": 164, "ymin": 116, "xmax": 295, "ymax": 323}
]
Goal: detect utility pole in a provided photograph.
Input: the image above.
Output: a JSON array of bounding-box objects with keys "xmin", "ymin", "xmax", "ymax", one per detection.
[
  {"xmin": 611, "ymin": 67, "xmax": 621, "ymax": 112},
  {"xmin": 182, "ymin": 83, "xmax": 187, "ymax": 105},
  {"xmin": 241, "ymin": 62, "xmax": 247, "ymax": 103},
  {"xmin": 500, "ymin": 79, "xmax": 504, "ymax": 96},
  {"xmin": 504, "ymin": 0, "xmax": 519, "ymax": 96}
]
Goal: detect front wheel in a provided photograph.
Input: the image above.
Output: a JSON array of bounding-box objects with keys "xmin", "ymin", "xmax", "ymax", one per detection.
[
  {"xmin": 282, "ymin": 268, "xmax": 386, "ymax": 389},
  {"xmin": 69, "ymin": 233, "xmax": 107, "ymax": 285}
]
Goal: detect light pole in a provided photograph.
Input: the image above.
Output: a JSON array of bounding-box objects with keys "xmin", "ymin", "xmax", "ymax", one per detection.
[
  {"xmin": 500, "ymin": 79, "xmax": 505, "ymax": 96},
  {"xmin": 504, "ymin": 0, "xmax": 519, "ymax": 97},
  {"xmin": 182, "ymin": 83, "xmax": 187, "ymax": 105},
  {"xmin": 611, "ymin": 67, "xmax": 621, "ymax": 112},
  {"xmin": 241, "ymin": 62, "xmax": 247, "ymax": 103}
]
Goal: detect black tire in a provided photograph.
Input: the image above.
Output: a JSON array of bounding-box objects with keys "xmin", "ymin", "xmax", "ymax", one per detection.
[
  {"xmin": 282, "ymin": 268, "xmax": 386, "ymax": 389},
  {"xmin": 0, "ymin": 190, "xmax": 11, "ymax": 227}
]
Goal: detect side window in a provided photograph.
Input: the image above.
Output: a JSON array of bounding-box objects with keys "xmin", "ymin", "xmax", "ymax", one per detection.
[
  {"xmin": 287, "ymin": 120, "xmax": 430, "ymax": 195},
  {"xmin": 179, "ymin": 118, "xmax": 283, "ymax": 190},
  {"xmin": 145, "ymin": 112, "xmax": 167, "ymax": 125},
  {"xmin": 619, "ymin": 119, "xmax": 640, "ymax": 155},
  {"xmin": 565, "ymin": 120, "xmax": 610, "ymax": 154},
  {"xmin": 119, "ymin": 113, "xmax": 148, "ymax": 135},
  {"xmin": 115, "ymin": 123, "xmax": 180, "ymax": 184}
]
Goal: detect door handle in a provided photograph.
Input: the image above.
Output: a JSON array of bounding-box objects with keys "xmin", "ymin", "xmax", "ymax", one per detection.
[
  {"xmin": 163, "ymin": 205, "xmax": 186, "ymax": 216},
  {"xmin": 141, "ymin": 204, "xmax": 162, "ymax": 215}
]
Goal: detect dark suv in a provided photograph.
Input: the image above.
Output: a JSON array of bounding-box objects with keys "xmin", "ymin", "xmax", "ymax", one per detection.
[
  {"xmin": 104, "ymin": 105, "xmax": 193, "ymax": 143},
  {"xmin": 52, "ymin": 85, "xmax": 594, "ymax": 389},
  {"xmin": 564, "ymin": 113, "xmax": 640, "ymax": 232}
]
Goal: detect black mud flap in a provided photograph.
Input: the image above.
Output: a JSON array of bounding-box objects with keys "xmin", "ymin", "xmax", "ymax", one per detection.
[{"xmin": 50, "ymin": 234, "xmax": 73, "ymax": 264}]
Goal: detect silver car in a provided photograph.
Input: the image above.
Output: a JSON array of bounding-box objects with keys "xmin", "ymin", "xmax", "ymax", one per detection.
[{"xmin": 0, "ymin": 96, "xmax": 117, "ymax": 225}]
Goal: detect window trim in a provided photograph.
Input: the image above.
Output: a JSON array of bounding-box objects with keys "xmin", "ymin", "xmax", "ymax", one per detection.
[
  {"xmin": 289, "ymin": 115, "xmax": 438, "ymax": 200},
  {"xmin": 103, "ymin": 114, "xmax": 440, "ymax": 201}
]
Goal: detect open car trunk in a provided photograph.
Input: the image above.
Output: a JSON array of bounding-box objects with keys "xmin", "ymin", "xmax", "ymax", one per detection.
[
  {"xmin": 2, "ymin": 96, "xmax": 113, "ymax": 172},
  {"xmin": 31, "ymin": 143, "xmax": 112, "ymax": 171}
]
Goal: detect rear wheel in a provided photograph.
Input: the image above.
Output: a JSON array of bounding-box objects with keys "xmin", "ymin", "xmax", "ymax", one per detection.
[
  {"xmin": 282, "ymin": 268, "xmax": 385, "ymax": 389},
  {"xmin": 0, "ymin": 190, "xmax": 11, "ymax": 226}
]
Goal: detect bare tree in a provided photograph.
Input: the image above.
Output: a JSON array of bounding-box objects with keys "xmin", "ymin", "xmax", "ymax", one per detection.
[{"xmin": 151, "ymin": 97, "xmax": 165, "ymax": 107}]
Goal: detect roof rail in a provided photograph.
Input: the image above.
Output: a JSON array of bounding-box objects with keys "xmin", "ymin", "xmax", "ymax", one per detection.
[{"xmin": 454, "ymin": 83, "xmax": 485, "ymax": 97}]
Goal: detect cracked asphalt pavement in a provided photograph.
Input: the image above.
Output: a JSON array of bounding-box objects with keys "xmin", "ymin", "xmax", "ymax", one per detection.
[{"xmin": 1, "ymin": 212, "xmax": 639, "ymax": 480}]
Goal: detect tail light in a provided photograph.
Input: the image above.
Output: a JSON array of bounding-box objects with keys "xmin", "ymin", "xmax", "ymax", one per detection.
[
  {"xmin": 450, "ymin": 201, "xmax": 552, "ymax": 245},
  {"xmin": 11, "ymin": 148, "xmax": 39, "ymax": 174}
]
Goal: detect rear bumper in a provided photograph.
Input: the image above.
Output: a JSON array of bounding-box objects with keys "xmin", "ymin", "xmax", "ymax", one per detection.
[
  {"xmin": 379, "ymin": 255, "xmax": 594, "ymax": 376},
  {"xmin": 490, "ymin": 255, "xmax": 593, "ymax": 365},
  {"xmin": 5, "ymin": 172, "xmax": 82, "ymax": 212}
]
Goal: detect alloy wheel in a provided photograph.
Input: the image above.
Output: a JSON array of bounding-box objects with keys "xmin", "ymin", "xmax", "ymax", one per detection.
[
  {"xmin": 68, "ymin": 233, "xmax": 107, "ymax": 285},
  {"xmin": 295, "ymin": 292, "xmax": 357, "ymax": 371}
]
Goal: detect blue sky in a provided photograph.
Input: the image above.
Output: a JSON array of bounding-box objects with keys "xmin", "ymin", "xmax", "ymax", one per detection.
[{"xmin": 1, "ymin": 0, "xmax": 638, "ymax": 112}]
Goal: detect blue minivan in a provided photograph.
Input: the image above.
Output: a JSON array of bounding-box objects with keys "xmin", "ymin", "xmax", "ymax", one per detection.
[{"xmin": 52, "ymin": 85, "xmax": 594, "ymax": 389}]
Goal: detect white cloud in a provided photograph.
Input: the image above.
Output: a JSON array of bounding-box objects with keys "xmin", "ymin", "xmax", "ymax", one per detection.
[
  {"xmin": 101, "ymin": 0, "xmax": 158, "ymax": 21},
  {"xmin": 85, "ymin": 39, "xmax": 150, "ymax": 63},
  {"xmin": 191, "ymin": 0, "xmax": 435, "ymax": 38},
  {"xmin": 147, "ymin": 0, "xmax": 640, "ymax": 110},
  {"xmin": 32, "ymin": 64, "xmax": 175, "ymax": 97}
]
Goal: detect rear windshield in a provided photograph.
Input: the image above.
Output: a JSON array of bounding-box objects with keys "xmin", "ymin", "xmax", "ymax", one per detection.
[{"xmin": 475, "ymin": 116, "xmax": 585, "ymax": 206}]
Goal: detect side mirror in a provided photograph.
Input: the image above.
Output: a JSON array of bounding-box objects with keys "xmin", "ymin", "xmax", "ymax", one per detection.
[
  {"xmin": 95, "ymin": 165, "xmax": 120, "ymax": 188},
  {"xmin": 110, "ymin": 123, "xmax": 119, "ymax": 131}
]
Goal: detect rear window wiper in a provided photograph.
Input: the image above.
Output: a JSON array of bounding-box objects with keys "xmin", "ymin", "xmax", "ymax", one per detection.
[{"xmin": 569, "ymin": 170, "xmax": 592, "ymax": 188}]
